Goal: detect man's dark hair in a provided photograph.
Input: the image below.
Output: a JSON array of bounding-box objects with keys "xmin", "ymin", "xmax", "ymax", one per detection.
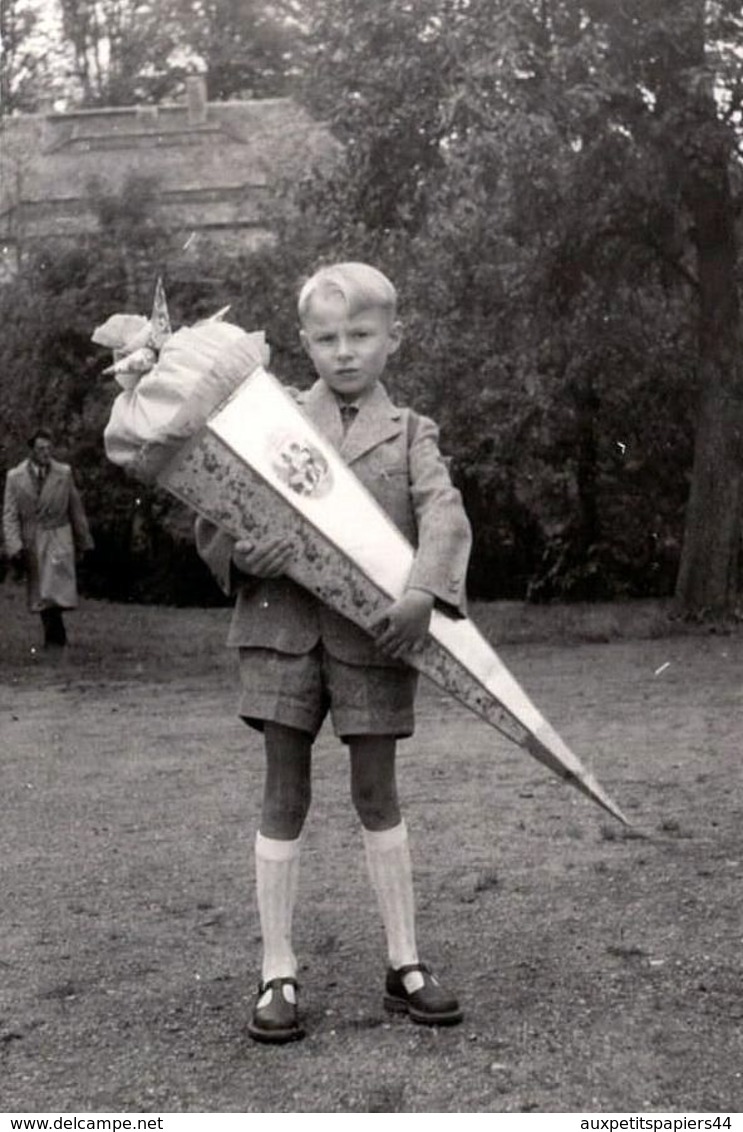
[{"xmin": 28, "ymin": 428, "xmax": 53, "ymax": 448}]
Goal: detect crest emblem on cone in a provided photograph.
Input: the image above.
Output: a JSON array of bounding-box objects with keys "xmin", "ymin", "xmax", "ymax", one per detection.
[{"xmin": 268, "ymin": 433, "xmax": 333, "ymax": 499}]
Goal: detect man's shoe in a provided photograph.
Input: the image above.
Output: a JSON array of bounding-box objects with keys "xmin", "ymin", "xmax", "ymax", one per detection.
[
  {"xmin": 384, "ymin": 962, "xmax": 464, "ymax": 1026},
  {"xmin": 247, "ymin": 976, "xmax": 305, "ymax": 1044}
]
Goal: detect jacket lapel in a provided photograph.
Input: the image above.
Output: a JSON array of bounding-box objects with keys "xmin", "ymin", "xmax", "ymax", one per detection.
[
  {"xmin": 20, "ymin": 460, "xmax": 37, "ymax": 496},
  {"xmin": 38, "ymin": 460, "xmax": 64, "ymax": 503},
  {"xmin": 341, "ymin": 387, "xmax": 403, "ymax": 465},
  {"xmin": 299, "ymin": 380, "xmax": 345, "ymax": 452},
  {"xmin": 22, "ymin": 458, "xmax": 46, "ymax": 499}
]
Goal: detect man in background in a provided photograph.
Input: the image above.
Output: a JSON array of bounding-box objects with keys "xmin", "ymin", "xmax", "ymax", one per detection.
[{"xmin": 3, "ymin": 428, "xmax": 94, "ymax": 648}]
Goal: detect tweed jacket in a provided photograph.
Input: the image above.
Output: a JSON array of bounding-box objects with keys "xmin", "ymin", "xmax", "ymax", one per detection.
[
  {"xmin": 3, "ymin": 457, "xmax": 93, "ymax": 611},
  {"xmin": 196, "ymin": 378, "xmax": 472, "ymax": 666}
]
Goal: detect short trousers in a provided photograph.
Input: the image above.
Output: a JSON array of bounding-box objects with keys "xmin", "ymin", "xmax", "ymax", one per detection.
[{"xmin": 237, "ymin": 644, "xmax": 418, "ymax": 741}]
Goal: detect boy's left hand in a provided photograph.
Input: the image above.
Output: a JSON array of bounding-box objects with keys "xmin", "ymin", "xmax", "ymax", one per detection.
[{"xmin": 371, "ymin": 588, "xmax": 434, "ymax": 658}]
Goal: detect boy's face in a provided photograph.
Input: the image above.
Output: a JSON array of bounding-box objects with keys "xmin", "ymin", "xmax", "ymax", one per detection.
[{"xmin": 300, "ymin": 294, "xmax": 401, "ymax": 402}]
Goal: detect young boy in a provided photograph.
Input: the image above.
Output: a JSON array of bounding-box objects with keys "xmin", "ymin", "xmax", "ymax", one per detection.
[{"xmin": 196, "ymin": 262, "xmax": 472, "ymax": 1043}]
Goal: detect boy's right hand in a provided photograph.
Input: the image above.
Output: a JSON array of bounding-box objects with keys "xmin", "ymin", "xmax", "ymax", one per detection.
[{"xmin": 232, "ymin": 536, "xmax": 296, "ymax": 579}]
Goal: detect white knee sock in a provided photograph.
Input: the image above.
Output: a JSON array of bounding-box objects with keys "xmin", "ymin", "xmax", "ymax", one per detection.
[
  {"xmin": 362, "ymin": 821, "xmax": 421, "ymax": 984},
  {"xmin": 255, "ymin": 831, "xmax": 302, "ymax": 983}
]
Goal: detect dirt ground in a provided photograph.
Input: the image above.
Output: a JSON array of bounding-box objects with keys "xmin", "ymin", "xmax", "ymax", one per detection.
[{"xmin": 1, "ymin": 594, "xmax": 742, "ymax": 1113}]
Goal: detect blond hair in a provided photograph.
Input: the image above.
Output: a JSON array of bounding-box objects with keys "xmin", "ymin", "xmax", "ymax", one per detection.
[{"xmin": 297, "ymin": 262, "xmax": 397, "ymax": 323}]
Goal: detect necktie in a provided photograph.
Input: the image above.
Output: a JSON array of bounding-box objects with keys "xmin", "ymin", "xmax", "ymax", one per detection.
[{"xmin": 339, "ymin": 403, "xmax": 358, "ymax": 434}]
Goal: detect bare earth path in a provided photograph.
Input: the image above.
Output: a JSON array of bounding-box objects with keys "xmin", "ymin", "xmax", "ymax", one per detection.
[{"xmin": 1, "ymin": 598, "xmax": 742, "ymax": 1112}]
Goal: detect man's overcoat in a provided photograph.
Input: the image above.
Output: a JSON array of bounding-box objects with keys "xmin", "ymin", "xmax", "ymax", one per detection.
[
  {"xmin": 3, "ymin": 458, "xmax": 94, "ymax": 611},
  {"xmin": 196, "ymin": 379, "xmax": 472, "ymax": 667}
]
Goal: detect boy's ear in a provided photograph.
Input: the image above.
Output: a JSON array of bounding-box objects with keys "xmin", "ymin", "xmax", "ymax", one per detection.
[
  {"xmin": 389, "ymin": 319, "xmax": 403, "ymax": 354},
  {"xmin": 299, "ymin": 328, "xmax": 311, "ymax": 356}
]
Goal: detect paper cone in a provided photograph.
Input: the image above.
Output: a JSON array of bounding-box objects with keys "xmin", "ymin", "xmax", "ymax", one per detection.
[{"xmin": 156, "ymin": 366, "xmax": 628, "ymax": 825}]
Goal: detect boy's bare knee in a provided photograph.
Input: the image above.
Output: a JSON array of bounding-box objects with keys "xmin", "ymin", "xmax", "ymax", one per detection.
[
  {"xmin": 351, "ymin": 780, "xmax": 400, "ymax": 830},
  {"xmin": 349, "ymin": 735, "xmax": 399, "ymax": 829},
  {"xmin": 261, "ymin": 792, "xmax": 310, "ymax": 839},
  {"xmin": 261, "ymin": 724, "xmax": 313, "ymax": 839}
]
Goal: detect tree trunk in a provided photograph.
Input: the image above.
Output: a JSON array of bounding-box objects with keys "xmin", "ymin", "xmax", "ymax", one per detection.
[
  {"xmin": 662, "ymin": 2, "xmax": 743, "ymax": 616},
  {"xmin": 574, "ymin": 373, "xmax": 600, "ymax": 557},
  {"xmin": 676, "ymin": 391, "xmax": 743, "ymax": 615},
  {"xmin": 674, "ymin": 157, "xmax": 743, "ymax": 615}
]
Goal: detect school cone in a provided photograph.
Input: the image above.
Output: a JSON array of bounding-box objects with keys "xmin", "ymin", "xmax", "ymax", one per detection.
[{"xmin": 154, "ymin": 365, "xmax": 629, "ymax": 826}]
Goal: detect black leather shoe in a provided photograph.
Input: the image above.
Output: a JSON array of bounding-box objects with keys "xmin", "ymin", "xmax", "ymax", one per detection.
[
  {"xmin": 247, "ymin": 976, "xmax": 305, "ymax": 1044},
  {"xmin": 384, "ymin": 962, "xmax": 463, "ymax": 1025}
]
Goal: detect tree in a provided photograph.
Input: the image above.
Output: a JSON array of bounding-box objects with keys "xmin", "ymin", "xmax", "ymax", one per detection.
[
  {"xmin": 474, "ymin": 0, "xmax": 743, "ymax": 613},
  {"xmin": 175, "ymin": 0, "xmax": 302, "ymax": 100},
  {"xmin": 649, "ymin": 1, "xmax": 743, "ymax": 615},
  {"xmin": 300, "ymin": 0, "xmax": 460, "ymax": 232},
  {"xmin": 0, "ymin": 0, "xmax": 53, "ymax": 113},
  {"xmin": 57, "ymin": 0, "xmax": 186, "ymax": 106},
  {"xmin": 293, "ymin": 0, "xmax": 743, "ymax": 610},
  {"xmin": 5, "ymin": 0, "xmax": 742, "ymax": 607},
  {"xmin": 33, "ymin": 0, "xmax": 304, "ymax": 108},
  {"xmin": 540, "ymin": 0, "xmax": 743, "ymax": 614}
]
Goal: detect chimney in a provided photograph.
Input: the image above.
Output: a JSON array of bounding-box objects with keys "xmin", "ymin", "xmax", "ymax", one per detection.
[{"xmin": 186, "ymin": 74, "xmax": 208, "ymax": 125}]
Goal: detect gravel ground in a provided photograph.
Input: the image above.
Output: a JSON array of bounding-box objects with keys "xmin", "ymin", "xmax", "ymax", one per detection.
[{"xmin": 1, "ymin": 597, "xmax": 742, "ymax": 1112}]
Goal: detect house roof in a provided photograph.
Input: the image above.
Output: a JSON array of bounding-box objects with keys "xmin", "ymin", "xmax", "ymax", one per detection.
[{"xmin": 0, "ymin": 83, "xmax": 338, "ymax": 243}]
